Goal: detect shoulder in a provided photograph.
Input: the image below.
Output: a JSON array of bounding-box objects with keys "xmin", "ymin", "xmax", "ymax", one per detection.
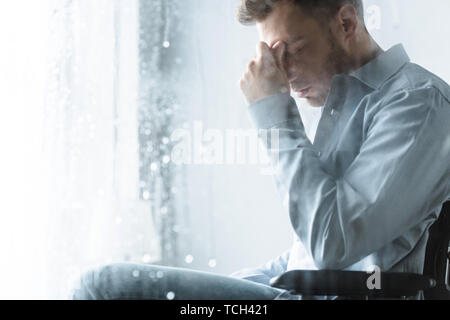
[
  {"xmin": 364, "ymin": 63, "xmax": 450, "ymax": 118},
  {"xmin": 357, "ymin": 63, "xmax": 450, "ymax": 144},
  {"xmin": 381, "ymin": 62, "xmax": 450, "ymax": 104}
]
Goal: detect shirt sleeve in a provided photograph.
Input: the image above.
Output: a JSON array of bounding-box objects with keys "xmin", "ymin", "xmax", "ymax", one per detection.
[
  {"xmin": 229, "ymin": 249, "xmax": 291, "ymax": 286},
  {"xmin": 248, "ymin": 88, "xmax": 450, "ymax": 270}
]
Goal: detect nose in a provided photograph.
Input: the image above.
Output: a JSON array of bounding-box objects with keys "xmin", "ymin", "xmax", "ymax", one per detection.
[
  {"xmin": 287, "ymin": 68, "xmax": 297, "ymax": 83},
  {"xmin": 284, "ymin": 61, "xmax": 297, "ymax": 83},
  {"xmin": 287, "ymin": 74, "xmax": 296, "ymax": 83}
]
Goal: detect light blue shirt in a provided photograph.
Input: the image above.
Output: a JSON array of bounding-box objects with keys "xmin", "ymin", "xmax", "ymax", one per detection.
[{"xmin": 231, "ymin": 44, "xmax": 450, "ymax": 287}]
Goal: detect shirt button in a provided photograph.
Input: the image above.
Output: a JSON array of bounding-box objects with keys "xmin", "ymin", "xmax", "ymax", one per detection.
[{"xmin": 330, "ymin": 109, "xmax": 339, "ymax": 118}]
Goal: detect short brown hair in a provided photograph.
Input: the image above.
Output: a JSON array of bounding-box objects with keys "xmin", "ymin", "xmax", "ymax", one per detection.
[{"xmin": 237, "ymin": 0, "xmax": 364, "ymax": 25}]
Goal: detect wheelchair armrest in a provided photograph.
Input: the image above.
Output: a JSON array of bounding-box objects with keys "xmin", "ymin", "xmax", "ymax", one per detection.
[{"xmin": 270, "ymin": 270, "xmax": 436, "ymax": 298}]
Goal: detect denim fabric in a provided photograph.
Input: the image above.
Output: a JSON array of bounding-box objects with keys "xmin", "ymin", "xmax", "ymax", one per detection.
[{"xmin": 70, "ymin": 262, "xmax": 302, "ymax": 300}]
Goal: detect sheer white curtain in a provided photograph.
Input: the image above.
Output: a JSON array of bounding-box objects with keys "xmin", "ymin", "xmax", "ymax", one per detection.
[
  {"xmin": 0, "ymin": 0, "xmax": 56, "ymax": 300},
  {"xmin": 0, "ymin": 0, "xmax": 160, "ymax": 299}
]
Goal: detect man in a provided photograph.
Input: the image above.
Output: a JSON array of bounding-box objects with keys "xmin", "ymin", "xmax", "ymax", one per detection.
[
  {"xmin": 233, "ymin": 0, "xmax": 450, "ymax": 291},
  {"xmin": 71, "ymin": 0, "xmax": 450, "ymax": 300}
]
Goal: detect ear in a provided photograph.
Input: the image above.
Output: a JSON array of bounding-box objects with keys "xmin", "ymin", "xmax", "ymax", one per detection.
[{"xmin": 335, "ymin": 4, "xmax": 360, "ymax": 40}]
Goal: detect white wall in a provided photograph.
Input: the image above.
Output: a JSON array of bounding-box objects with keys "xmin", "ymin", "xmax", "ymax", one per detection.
[
  {"xmin": 177, "ymin": 0, "xmax": 292, "ymax": 275},
  {"xmin": 365, "ymin": 0, "xmax": 450, "ymax": 83}
]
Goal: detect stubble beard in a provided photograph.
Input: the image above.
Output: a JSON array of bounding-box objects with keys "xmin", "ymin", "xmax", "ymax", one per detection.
[{"xmin": 310, "ymin": 30, "xmax": 352, "ymax": 107}]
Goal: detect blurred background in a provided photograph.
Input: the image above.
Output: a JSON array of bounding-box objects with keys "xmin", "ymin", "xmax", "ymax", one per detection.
[{"xmin": 0, "ymin": 0, "xmax": 449, "ymax": 299}]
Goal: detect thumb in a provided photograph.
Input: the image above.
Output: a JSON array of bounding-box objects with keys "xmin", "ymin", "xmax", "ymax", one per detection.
[{"xmin": 272, "ymin": 41, "xmax": 287, "ymax": 73}]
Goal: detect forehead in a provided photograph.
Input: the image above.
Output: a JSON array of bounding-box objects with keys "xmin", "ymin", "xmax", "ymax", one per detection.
[{"xmin": 256, "ymin": 2, "xmax": 321, "ymax": 47}]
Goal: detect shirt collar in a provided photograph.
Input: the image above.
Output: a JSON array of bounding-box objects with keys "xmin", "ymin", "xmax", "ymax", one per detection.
[{"xmin": 349, "ymin": 44, "xmax": 410, "ymax": 90}]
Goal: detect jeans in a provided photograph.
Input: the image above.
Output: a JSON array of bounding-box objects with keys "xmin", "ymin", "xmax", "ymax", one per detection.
[{"xmin": 70, "ymin": 262, "xmax": 301, "ymax": 300}]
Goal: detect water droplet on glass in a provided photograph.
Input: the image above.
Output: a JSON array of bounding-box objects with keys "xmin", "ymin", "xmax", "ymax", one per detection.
[
  {"xmin": 208, "ymin": 259, "xmax": 217, "ymax": 268},
  {"xmin": 156, "ymin": 271, "xmax": 164, "ymax": 278},
  {"xmin": 185, "ymin": 255, "xmax": 194, "ymax": 264},
  {"xmin": 150, "ymin": 163, "xmax": 158, "ymax": 171},
  {"xmin": 162, "ymin": 155, "xmax": 171, "ymax": 164},
  {"xmin": 163, "ymin": 41, "xmax": 170, "ymax": 48},
  {"xmin": 166, "ymin": 291, "xmax": 175, "ymax": 300},
  {"xmin": 132, "ymin": 270, "xmax": 140, "ymax": 278},
  {"xmin": 142, "ymin": 254, "xmax": 152, "ymax": 263}
]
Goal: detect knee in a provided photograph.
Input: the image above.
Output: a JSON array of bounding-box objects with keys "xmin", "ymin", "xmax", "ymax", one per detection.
[
  {"xmin": 69, "ymin": 263, "xmax": 123, "ymax": 300},
  {"xmin": 69, "ymin": 267, "xmax": 97, "ymax": 300}
]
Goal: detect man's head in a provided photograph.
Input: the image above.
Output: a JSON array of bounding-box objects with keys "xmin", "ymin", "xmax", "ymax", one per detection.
[{"xmin": 237, "ymin": 0, "xmax": 371, "ymax": 107}]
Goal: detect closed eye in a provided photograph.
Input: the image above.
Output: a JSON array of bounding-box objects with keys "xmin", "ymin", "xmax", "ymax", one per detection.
[
  {"xmin": 286, "ymin": 41, "xmax": 306, "ymax": 56},
  {"xmin": 286, "ymin": 46, "xmax": 304, "ymax": 59}
]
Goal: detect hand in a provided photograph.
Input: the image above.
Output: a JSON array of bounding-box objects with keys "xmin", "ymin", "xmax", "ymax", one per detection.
[{"xmin": 239, "ymin": 41, "xmax": 290, "ymax": 105}]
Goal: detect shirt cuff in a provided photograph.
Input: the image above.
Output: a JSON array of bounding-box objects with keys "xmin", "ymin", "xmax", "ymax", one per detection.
[{"xmin": 248, "ymin": 93, "xmax": 301, "ymax": 129}]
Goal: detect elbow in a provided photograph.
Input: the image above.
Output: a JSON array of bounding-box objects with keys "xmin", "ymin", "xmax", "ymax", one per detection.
[
  {"xmin": 311, "ymin": 245, "xmax": 368, "ymax": 271},
  {"xmin": 288, "ymin": 193, "xmax": 362, "ymax": 270},
  {"xmin": 307, "ymin": 224, "xmax": 374, "ymax": 270},
  {"xmin": 311, "ymin": 252, "xmax": 344, "ymax": 270},
  {"xmin": 309, "ymin": 235, "xmax": 351, "ymax": 270}
]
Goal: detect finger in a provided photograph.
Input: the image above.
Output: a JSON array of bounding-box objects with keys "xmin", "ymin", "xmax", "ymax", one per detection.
[
  {"xmin": 255, "ymin": 42, "xmax": 264, "ymax": 59},
  {"xmin": 256, "ymin": 41, "xmax": 273, "ymax": 64},
  {"xmin": 238, "ymin": 77, "xmax": 245, "ymax": 90},
  {"xmin": 247, "ymin": 59, "xmax": 256, "ymax": 72}
]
